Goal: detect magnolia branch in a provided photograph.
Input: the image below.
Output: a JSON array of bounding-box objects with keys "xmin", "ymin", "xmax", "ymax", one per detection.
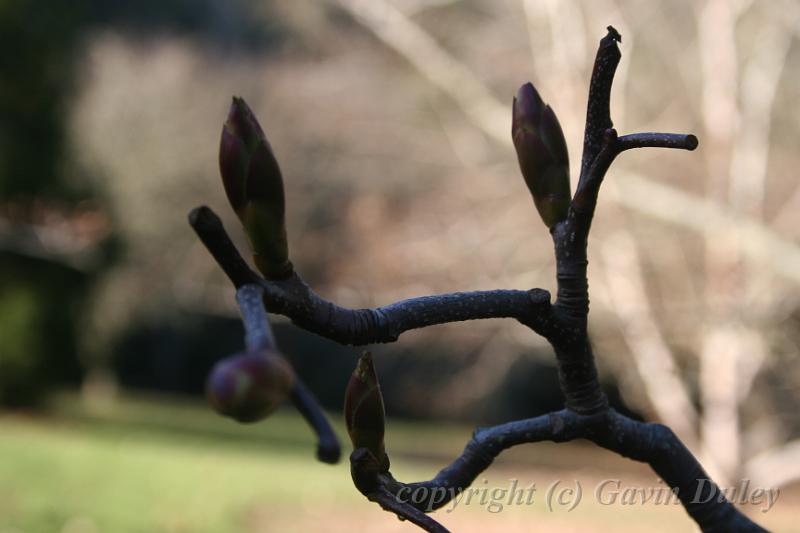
[
  {"xmin": 355, "ymin": 409, "xmax": 761, "ymax": 532},
  {"xmin": 234, "ymin": 283, "xmax": 341, "ymax": 464},
  {"xmin": 189, "ymin": 206, "xmax": 556, "ymax": 345},
  {"xmin": 190, "ymin": 23, "xmax": 769, "ymax": 533}
]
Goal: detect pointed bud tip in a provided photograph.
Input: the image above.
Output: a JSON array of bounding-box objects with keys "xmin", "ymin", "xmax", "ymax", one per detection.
[
  {"xmin": 513, "ymin": 82, "xmax": 546, "ymax": 135},
  {"xmin": 355, "ymin": 351, "xmax": 376, "ymax": 381},
  {"xmin": 224, "ymin": 96, "xmax": 263, "ymax": 142},
  {"xmin": 515, "ymin": 82, "xmax": 544, "ymax": 111},
  {"xmin": 516, "ymin": 81, "xmax": 539, "ymax": 99},
  {"xmin": 229, "ymin": 95, "xmax": 249, "ymax": 114}
]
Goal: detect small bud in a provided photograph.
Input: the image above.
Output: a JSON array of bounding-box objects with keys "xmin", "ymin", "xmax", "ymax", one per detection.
[
  {"xmin": 344, "ymin": 352, "xmax": 388, "ymax": 470},
  {"xmin": 206, "ymin": 349, "xmax": 294, "ymax": 423},
  {"xmin": 219, "ymin": 97, "xmax": 292, "ymax": 279},
  {"xmin": 512, "ymin": 83, "xmax": 571, "ymax": 228}
]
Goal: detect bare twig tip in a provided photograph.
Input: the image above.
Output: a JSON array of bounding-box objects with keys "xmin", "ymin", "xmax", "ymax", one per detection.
[
  {"xmin": 188, "ymin": 205, "xmax": 222, "ymax": 231},
  {"xmin": 529, "ymin": 288, "xmax": 551, "ymax": 306},
  {"xmin": 317, "ymin": 445, "xmax": 342, "ymax": 464},
  {"xmin": 686, "ymin": 134, "xmax": 699, "ymax": 151}
]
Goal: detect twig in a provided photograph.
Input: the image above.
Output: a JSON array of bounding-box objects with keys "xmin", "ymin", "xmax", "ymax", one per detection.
[
  {"xmin": 190, "ymin": 205, "xmax": 556, "ymax": 345},
  {"xmin": 291, "ymin": 378, "xmax": 342, "ymax": 464},
  {"xmin": 369, "ymin": 486, "xmax": 451, "ymax": 533},
  {"xmin": 231, "ymin": 279, "xmax": 341, "ymax": 464},
  {"xmin": 236, "ymin": 284, "xmax": 278, "ymax": 352},
  {"xmin": 189, "ymin": 206, "xmax": 261, "ymax": 288},
  {"xmin": 578, "ymin": 26, "xmax": 621, "ymax": 184},
  {"xmin": 366, "ymin": 409, "xmax": 765, "ymax": 532},
  {"xmin": 617, "ymin": 132, "xmax": 698, "ymax": 152}
]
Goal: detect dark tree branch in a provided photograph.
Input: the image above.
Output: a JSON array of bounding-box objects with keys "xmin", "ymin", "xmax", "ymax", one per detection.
[
  {"xmin": 189, "ymin": 206, "xmax": 261, "ymax": 288},
  {"xmin": 571, "ymin": 128, "xmax": 620, "ymax": 218},
  {"xmin": 236, "ymin": 284, "xmax": 278, "ymax": 352},
  {"xmin": 362, "ymin": 409, "xmax": 766, "ymax": 532},
  {"xmin": 572, "ymin": 130, "xmax": 698, "ymax": 220},
  {"xmin": 369, "ymin": 486, "xmax": 451, "ymax": 533},
  {"xmin": 617, "ymin": 132, "xmax": 699, "ymax": 152},
  {"xmin": 190, "ymin": 205, "xmax": 556, "ymax": 345},
  {"xmin": 578, "ymin": 26, "xmax": 621, "ymax": 186},
  {"xmin": 387, "ymin": 410, "xmax": 580, "ymax": 511},
  {"xmin": 261, "ymin": 273, "xmax": 555, "ymax": 345},
  {"xmin": 234, "ymin": 282, "xmax": 341, "ymax": 464},
  {"xmin": 291, "ymin": 378, "xmax": 342, "ymax": 464},
  {"xmin": 594, "ymin": 411, "xmax": 764, "ymax": 533}
]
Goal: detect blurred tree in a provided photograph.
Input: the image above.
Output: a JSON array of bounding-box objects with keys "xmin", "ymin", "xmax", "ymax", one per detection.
[
  {"xmin": 0, "ymin": 0, "xmax": 286, "ymax": 405},
  {"xmin": 0, "ymin": 1, "xmax": 98, "ymax": 404},
  {"xmin": 0, "ymin": 0, "xmax": 89, "ymax": 199},
  {"xmin": 0, "ymin": 255, "xmax": 89, "ymax": 405}
]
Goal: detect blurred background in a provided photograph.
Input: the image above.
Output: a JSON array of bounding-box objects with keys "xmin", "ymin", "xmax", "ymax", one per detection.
[{"xmin": 1, "ymin": 0, "xmax": 799, "ymax": 531}]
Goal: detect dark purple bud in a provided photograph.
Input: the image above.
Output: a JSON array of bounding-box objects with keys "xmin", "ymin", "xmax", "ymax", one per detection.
[
  {"xmin": 344, "ymin": 352, "xmax": 388, "ymax": 470},
  {"xmin": 206, "ymin": 349, "xmax": 294, "ymax": 423},
  {"xmin": 512, "ymin": 83, "xmax": 571, "ymax": 228},
  {"xmin": 219, "ymin": 97, "xmax": 292, "ymax": 279}
]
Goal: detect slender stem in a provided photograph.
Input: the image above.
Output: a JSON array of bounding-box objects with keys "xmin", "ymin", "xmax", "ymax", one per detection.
[
  {"xmin": 369, "ymin": 486, "xmax": 451, "ymax": 533},
  {"xmin": 261, "ymin": 274, "xmax": 555, "ymax": 345},
  {"xmin": 236, "ymin": 284, "xmax": 277, "ymax": 352},
  {"xmin": 388, "ymin": 410, "xmax": 580, "ymax": 511},
  {"xmin": 579, "ymin": 26, "xmax": 621, "ymax": 186},
  {"xmin": 189, "ymin": 204, "xmax": 556, "ymax": 345},
  {"xmin": 572, "ymin": 130, "xmax": 699, "ymax": 221},
  {"xmin": 189, "ymin": 206, "xmax": 261, "ymax": 288},
  {"xmin": 368, "ymin": 409, "xmax": 766, "ymax": 531},
  {"xmin": 233, "ymin": 280, "xmax": 341, "ymax": 464},
  {"xmin": 291, "ymin": 378, "xmax": 342, "ymax": 464},
  {"xmin": 617, "ymin": 132, "xmax": 699, "ymax": 151}
]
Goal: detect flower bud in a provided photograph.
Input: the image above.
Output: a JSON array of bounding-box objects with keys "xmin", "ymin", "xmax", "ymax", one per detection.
[
  {"xmin": 219, "ymin": 97, "xmax": 292, "ymax": 279},
  {"xmin": 206, "ymin": 349, "xmax": 294, "ymax": 423},
  {"xmin": 512, "ymin": 83, "xmax": 571, "ymax": 228},
  {"xmin": 344, "ymin": 352, "xmax": 388, "ymax": 470}
]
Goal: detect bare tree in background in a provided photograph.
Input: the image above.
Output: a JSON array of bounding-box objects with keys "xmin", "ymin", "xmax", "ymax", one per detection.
[{"xmin": 189, "ymin": 21, "xmax": 772, "ymax": 532}]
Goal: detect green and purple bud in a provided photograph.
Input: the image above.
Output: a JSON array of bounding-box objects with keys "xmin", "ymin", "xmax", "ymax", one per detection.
[
  {"xmin": 512, "ymin": 82, "xmax": 571, "ymax": 228},
  {"xmin": 206, "ymin": 349, "xmax": 294, "ymax": 423},
  {"xmin": 344, "ymin": 352, "xmax": 388, "ymax": 470},
  {"xmin": 219, "ymin": 97, "xmax": 292, "ymax": 279}
]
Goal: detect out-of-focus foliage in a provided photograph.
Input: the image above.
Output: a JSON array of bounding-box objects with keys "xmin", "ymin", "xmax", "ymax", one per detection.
[
  {"xmin": 0, "ymin": 1, "xmax": 97, "ymax": 404},
  {"xmin": 0, "ymin": 0, "xmax": 286, "ymax": 405},
  {"xmin": 0, "ymin": 0, "xmax": 87, "ymax": 199},
  {"xmin": 0, "ymin": 256, "xmax": 88, "ymax": 405}
]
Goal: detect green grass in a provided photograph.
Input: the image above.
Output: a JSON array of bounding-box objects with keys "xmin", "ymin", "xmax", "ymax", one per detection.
[
  {"xmin": 0, "ymin": 416, "xmax": 343, "ymax": 532},
  {"xmin": 0, "ymin": 393, "xmax": 443, "ymax": 533}
]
